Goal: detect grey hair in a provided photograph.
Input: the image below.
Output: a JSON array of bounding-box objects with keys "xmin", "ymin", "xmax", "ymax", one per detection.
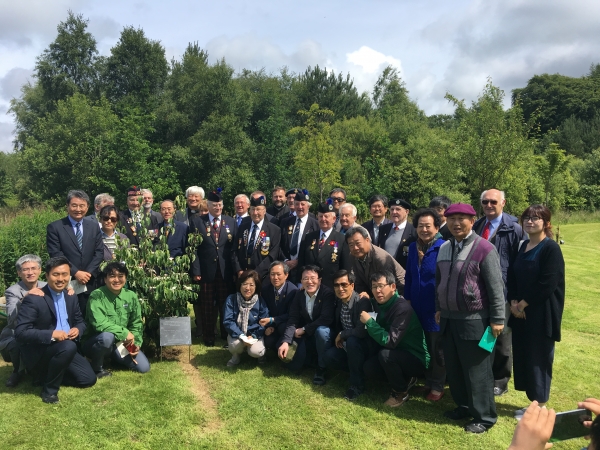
[
  {"xmin": 140, "ymin": 188, "xmax": 153, "ymax": 198},
  {"xmin": 345, "ymin": 225, "xmax": 370, "ymax": 240},
  {"xmin": 480, "ymin": 189, "xmax": 505, "ymax": 201},
  {"xmin": 186, "ymin": 186, "xmax": 205, "ymax": 199},
  {"xmin": 66, "ymin": 190, "xmax": 90, "ymax": 206},
  {"xmin": 339, "ymin": 202, "xmax": 357, "ymax": 217},
  {"xmin": 269, "ymin": 260, "xmax": 290, "ymax": 275},
  {"xmin": 94, "ymin": 193, "xmax": 114, "ymax": 207},
  {"xmin": 234, "ymin": 194, "xmax": 250, "ymax": 205},
  {"xmin": 16, "ymin": 254, "xmax": 42, "ymax": 272}
]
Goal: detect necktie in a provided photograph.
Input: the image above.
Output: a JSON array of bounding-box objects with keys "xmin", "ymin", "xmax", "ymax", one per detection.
[
  {"xmin": 482, "ymin": 222, "xmax": 491, "ymax": 240},
  {"xmin": 247, "ymin": 224, "xmax": 258, "ymax": 257},
  {"xmin": 237, "ymin": 216, "xmax": 242, "ymax": 227},
  {"xmin": 394, "ymin": 226, "xmax": 399, "ymax": 231},
  {"xmin": 274, "ymin": 288, "xmax": 280, "ymax": 302},
  {"xmin": 75, "ymin": 222, "xmax": 83, "ymax": 250},
  {"xmin": 318, "ymin": 232, "xmax": 326, "ymax": 250},
  {"xmin": 290, "ymin": 218, "xmax": 301, "ymax": 256},
  {"xmin": 373, "ymin": 223, "xmax": 380, "ymax": 245}
]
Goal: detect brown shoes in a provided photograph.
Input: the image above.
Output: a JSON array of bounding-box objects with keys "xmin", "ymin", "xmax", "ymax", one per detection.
[{"xmin": 384, "ymin": 390, "xmax": 409, "ymax": 407}]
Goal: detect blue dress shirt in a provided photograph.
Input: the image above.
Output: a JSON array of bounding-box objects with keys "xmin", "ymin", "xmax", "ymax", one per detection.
[
  {"xmin": 68, "ymin": 215, "xmax": 84, "ymax": 240},
  {"xmin": 49, "ymin": 288, "xmax": 70, "ymax": 333}
]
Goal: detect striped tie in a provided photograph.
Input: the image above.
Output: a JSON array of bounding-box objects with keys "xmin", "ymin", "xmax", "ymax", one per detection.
[{"xmin": 75, "ymin": 222, "xmax": 83, "ymax": 250}]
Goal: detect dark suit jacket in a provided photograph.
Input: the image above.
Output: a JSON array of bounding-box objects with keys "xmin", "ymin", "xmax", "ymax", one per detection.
[
  {"xmin": 352, "ymin": 245, "xmax": 406, "ymax": 296},
  {"xmin": 361, "ymin": 218, "xmax": 392, "ymax": 246},
  {"xmin": 175, "ymin": 208, "xmax": 202, "ymax": 227},
  {"xmin": 118, "ymin": 209, "xmax": 160, "ymax": 247},
  {"xmin": 267, "ymin": 204, "xmax": 290, "ymax": 221},
  {"xmin": 282, "ymin": 285, "xmax": 336, "ymax": 343},
  {"xmin": 279, "ymin": 214, "xmax": 320, "ymax": 260},
  {"xmin": 84, "ymin": 213, "xmax": 99, "ymax": 223},
  {"xmin": 298, "ymin": 229, "xmax": 352, "ymax": 288},
  {"xmin": 332, "ymin": 291, "xmax": 373, "ymax": 339},
  {"xmin": 46, "ymin": 216, "xmax": 104, "ymax": 287},
  {"xmin": 190, "ymin": 214, "xmax": 236, "ymax": 284},
  {"xmin": 261, "ymin": 280, "xmax": 298, "ymax": 328},
  {"xmin": 15, "ymin": 285, "xmax": 86, "ymax": 370},
  {"xmin": 232, "ymin": 219, "xmax": 281, "ymax": 280},
  {"xmin": 439, "ymin": 223, "xmax": 453, "ymax": 240},
  {"xmin": 379, "ymin": 222, "xmax": 418, "ymax": 269},
  {"xmin": 157, "ymin": 220, "xmax": 189, "ymax": 258}
]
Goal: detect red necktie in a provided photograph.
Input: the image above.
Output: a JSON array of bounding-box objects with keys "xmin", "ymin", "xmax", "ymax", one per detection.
[
  {"xmin": 394, "ymin": 226, "xmax": 399, "ymax": 231},
  {"xmin": 482, "ymin": 222, "xmax": 491, "ymax": 240},
  {"xmin": 318, "ymin": 233, "xmax": 325, "ymax": 250},
  {"xmin": 213, "ymin": 218, "xmax": 219, "ymax": 230}
]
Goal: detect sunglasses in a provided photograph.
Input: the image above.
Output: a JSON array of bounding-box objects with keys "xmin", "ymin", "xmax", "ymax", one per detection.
[
  {"xmin": 101, "ymin": 216, "xmax": 119, "ymax": 223},
  {"xmin": 333, "ymin": 282, "xmax": 352, "ymax": 289},
  {"xmin": 331, "ymin": 197, "xmax": 346, "ymax": 203},
  {"xmin": 481, "ymin": 200, "xmax": 498, "ymax": 206}
]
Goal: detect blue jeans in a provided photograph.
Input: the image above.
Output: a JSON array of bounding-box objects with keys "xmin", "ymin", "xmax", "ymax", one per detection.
[
  {"xmin": 287, "ymin": 326, "xmax": 332, "ymax": 372},
  {"xmin": 83, "ymin": 332, "xmax": 151, "ymax": 374},
  {"xmin": 323, "ymin": 335, "xmax": 378, "ymax": 390}
]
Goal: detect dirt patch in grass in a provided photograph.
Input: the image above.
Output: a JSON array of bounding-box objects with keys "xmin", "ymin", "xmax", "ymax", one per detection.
[{"xmin": 164, "ymin": 345, "xmax": 222, "ymax": 433}]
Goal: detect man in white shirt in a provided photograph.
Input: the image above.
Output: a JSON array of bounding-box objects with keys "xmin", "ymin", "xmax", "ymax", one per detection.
[
  {"xmin": 233, "ymin": 194, "xmax": 250, "ymax": 228},
  {"xmin": 379, "ymin": 198, "xmax": 418, "ymax": 269}
]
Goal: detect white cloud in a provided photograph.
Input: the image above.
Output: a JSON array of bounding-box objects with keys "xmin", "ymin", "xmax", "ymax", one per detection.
[{"xmin": 346, "ymin": 46, "xmax": 402, "ymax": 75}]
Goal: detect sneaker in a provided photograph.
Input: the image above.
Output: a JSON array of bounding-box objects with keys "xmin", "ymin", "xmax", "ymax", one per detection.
[
  {"xmin": 514, "ymin": 407, "xmax": 528, "ymax": 420},
  {"xmin": 313, "ymin": 367, "xmax": 326, "ymax": 385},
  {"xmin": 406, "ymin": 377, "xmax": 418, "ymax": 391},
  {"xmin": 384, "ymin": 390, "xmax": 409, "ymax": 407},
  {"xmin": 226, "ymin": 354, "xmax": 241, "ymax": 367},
  {"xmin": 343, "ymin": 386, "xmax": 363, "ymax": 401}
]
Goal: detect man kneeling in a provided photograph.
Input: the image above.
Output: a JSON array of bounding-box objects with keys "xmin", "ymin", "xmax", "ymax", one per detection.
[
  {"xmin": 362, "ymin": 271, "xmax": 429, "ymax": 407},
  {"xmin": 15, "ymin": 256, "xmax": 96, "ymax": 404},
  {"xmin": 83, "ymin": 262, "xmax": 150, "ymax": 375}
]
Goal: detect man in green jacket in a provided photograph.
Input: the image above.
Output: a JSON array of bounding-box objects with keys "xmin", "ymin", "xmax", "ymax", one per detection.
[
  {"xmin": 83, "ymin": 262, "xmax": 150, "ymax": 375},
  {"xmin": 361, "ymin": 271, "xmax": 429, "ymax": 407}
]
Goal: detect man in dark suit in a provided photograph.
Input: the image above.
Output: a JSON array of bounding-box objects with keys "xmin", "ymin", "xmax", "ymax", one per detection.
[
  {"xmin": 279, "ymin": 189, "xmax": 319, "ymax": 284},
  {"xmin": 119, "ymin": 186, "xmax": 160, "ymax": 247},
  {"xmin": 15, "ymin": 256, "xmax": 96, "ymax": 403},
  {"xmin": 174, "ymin": 186, "xmax": 205, "ymax": 226},
  {"xmin": 141, "ymin": 189, "xmax": 164, "ymax": 224},
  {"xmin": 379, "ymin": 198, "xmax": 418, "ymax": 269},
  {"xmin": 298, "ymin": 202, "xmax": 352, "ymax": 289},
  {"xmin": 361, "ymin": 195, "xmax": 392, "ymax": 246},
  {"xmin": 266, "ymin": 186, "xmax": 290, "ymax": 221},
  {"xmin": 429, "ymin": 196, "xmax": 453, "ymax": 240},
  {"xmin": 190, "ymin": 189, "xmax": 236, "ymax": 346},
  {"xmin": 259, "ymin": 261, "xmax": 298, "ymax": 349},
  {"xmin": 278, "ymin": 265, "xmax": 335, "ymax": 385},
  {"xmin": 46, "ymin": 190, "xmax": 104, "ymax": 315},
  {"xmin": 232, "ymin": 195, "xmax": 281, "ymax": 281},
  {"xmin": 245, "ymin": 190, "xmax": 280, "ymax": 227},
  {"xmin": 157, "ymin": 200, "xmax": 189, "ymax": 258}
]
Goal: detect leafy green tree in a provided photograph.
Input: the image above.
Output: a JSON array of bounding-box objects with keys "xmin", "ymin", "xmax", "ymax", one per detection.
[
  {"xmin": 291, "ymin": 104, "xmax": 341, "ymax": 202},
  {"xmin": 448, "ymin": 81, "xmax": 535, "ymax": 214},
  {"xmin": 104, "ymin": 26, "xmax": 169, "ymax": 113},
  {"xmin": 536, "ymin": 144, "xmax": 573, "ymax": 208}
]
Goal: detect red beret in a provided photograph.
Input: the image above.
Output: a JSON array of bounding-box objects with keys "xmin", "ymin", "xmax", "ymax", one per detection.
[{"xmin": 444, "ymin": 203, "xmax": 477, "ymax": 216}]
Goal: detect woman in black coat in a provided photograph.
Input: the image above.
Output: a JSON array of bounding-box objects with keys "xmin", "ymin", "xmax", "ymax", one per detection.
[{"xmin": 507, "ymin": 204, "xmax": 564, "ymax": 419}]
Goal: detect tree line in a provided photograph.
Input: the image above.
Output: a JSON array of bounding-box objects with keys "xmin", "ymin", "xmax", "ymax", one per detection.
[{"xmin": 2, "ymin": 11, "xmax": 600, "ymax": 214}]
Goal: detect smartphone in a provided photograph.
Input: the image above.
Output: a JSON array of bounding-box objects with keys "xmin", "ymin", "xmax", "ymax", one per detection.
[{"xmin": 549, "ymin": 408, "xmax": 592, "ymax": 442}]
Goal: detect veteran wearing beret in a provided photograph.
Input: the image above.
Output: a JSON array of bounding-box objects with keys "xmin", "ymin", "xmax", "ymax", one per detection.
[{"xmin": 379, "ymin": 198, "xmax": 418, "ymax": 270}]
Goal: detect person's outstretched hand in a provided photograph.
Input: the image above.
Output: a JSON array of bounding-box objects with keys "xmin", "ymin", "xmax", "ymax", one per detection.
[{"xmin": 508, "ymin": 401, "xmax": 556, "ymax": 450}]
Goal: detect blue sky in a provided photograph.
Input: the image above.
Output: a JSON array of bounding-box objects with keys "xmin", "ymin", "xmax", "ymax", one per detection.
[{"xmin": 1, "ymin": 0, "xmax": 599, "ymax": 153}]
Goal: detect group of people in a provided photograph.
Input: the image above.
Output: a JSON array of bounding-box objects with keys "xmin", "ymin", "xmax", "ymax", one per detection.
[{"xmin": 0, "ymin": 184, "xmax": 576, "ymax": 439}]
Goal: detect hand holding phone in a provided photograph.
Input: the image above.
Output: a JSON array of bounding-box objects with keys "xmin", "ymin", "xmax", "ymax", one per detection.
[{"xmin": 549, "ymin": 408, "xmax": 592, "ymax": 442}]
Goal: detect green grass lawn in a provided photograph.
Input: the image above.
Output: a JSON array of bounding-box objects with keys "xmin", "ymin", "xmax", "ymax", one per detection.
[{"xmin": 1, "ymin": 223, "xmax": 599, "ymax": 449}]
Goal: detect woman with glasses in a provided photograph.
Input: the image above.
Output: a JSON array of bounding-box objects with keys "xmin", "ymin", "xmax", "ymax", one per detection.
[
  {"xmin": 404, "ymin": 208, "xmax": 446, "ymax": 401},
  {"xmin": 98, "ymin": 205, "xmax": 128, "ymax": 260},
  {"xmin": 223, "ymin": 270, "xmax": 269, "ymax": 367},
  {"xmin": 507, "ymin": 205, "xmax": 565, "ymax": 419}
]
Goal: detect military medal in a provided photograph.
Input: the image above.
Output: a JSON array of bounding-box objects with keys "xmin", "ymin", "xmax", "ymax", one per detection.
[
  {"xmin": 248, "ymin": 257, "xmax": 252, "ymax": 265},
  {"xmin": 260, "ymin": 231, "xmax": 269, "ymax": 256},
  {"xmin": 330, "ymin": 241, "xmax": 339, "ymax": 262},
  {"xmin": 243, "ymin": 229, "xmax": 249, "ymax": 246},
  {"xmin": 238, "ymin": 238, "xmax": 242, "ymax": 250},
  {"xmin": 288, "ymin": 225, "xmax": 293, "ymax": 235},
  {"xmin": 310, "ymin": 239, "xmax": 316, "ymax": 250},
  {"xmin": 224, "ymin": 222, "xmax": 232, "ymax": 241},
  {"xmin": 402, "ymin": 245, "xmax": 409, "ymax": 257},
  {"xmin": 205, "ymin": 220, "xmax": 212, "ymax": 238}
]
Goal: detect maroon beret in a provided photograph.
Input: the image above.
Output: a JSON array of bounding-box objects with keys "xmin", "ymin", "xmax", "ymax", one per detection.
[{"xmin": 444, "ymin": 202, "xmax": 477, "ymax": 217}]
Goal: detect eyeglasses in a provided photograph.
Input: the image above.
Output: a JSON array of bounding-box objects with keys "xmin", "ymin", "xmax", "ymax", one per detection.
[
  {"xmin": 523, "ymin": 216, "xmax": 541, "ymax": 222},
  {"xmin": 371, "ymin": 283, "xmax": 391, "ymax": 291},
  {"xmin": 301, "ymin": 277, "xmax": 319, "ymax": 283},
  {"xmin": 331, "ymin": 197, "xmax": 346, "ymax": 203},
  {"xmin": 333, "ymin": 282, "xmax": 352, "ymax": 289},
  {"xmin": 101, "ymin": 216, "xmax": 118, "ymax": 223},
  {"xmin": 481, "ymin": 200, "xmax": 498, "ymax": 206}
]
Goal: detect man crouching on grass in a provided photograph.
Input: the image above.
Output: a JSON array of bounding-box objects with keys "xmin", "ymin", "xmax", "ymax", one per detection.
[{"xmin": 362, "ymin": 271, "xmax": 429, "ymax": 407}]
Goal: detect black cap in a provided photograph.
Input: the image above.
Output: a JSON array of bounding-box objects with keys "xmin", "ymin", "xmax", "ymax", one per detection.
[
  {"xmin": 285, "ymin": 188, "xmax": 300, "ymax": 197},
  {"xmin": 294, "ymin": 189, "xmax": 310, "ymax": 202},
  {"xmin": 250, "ymin": 196, "xmax": 266, "ymax": 207},
  {"xmin": 127, "ymin": 186, "xmax": 141, "ymax": 197},
  {"xmin": 206, "ymin": 189, "xmax": 223, "ymax": 202},
  {"xmin": 390, "ymin": 198, "xmax": 411, "ymax": 210},
  {"xmin": 318, "ymin": 202, "xmax": 335, "ymax": 213}
]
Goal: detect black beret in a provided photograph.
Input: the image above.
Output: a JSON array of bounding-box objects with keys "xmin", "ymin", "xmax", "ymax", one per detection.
[
  {"xmin": 206, "ymin": 190, "xmax": 223, "ymax": 202},
  {"xmin": 294, "ymin": 189, "xmax": 310, "ymax": 202},
  {"xmin": 390, "ymin": 198, "xmax": 411, "ymax": 210},
  {"xmin": 250, "ymin": 196, "xmax": 266, "ymax": 207},
  {"xmin": 126, "ymin": 186, "xmax": 141, "ymax": 197},
  {"xmin": 318, "ymin": 202, "xmax": 335, "ymax": 213},
  {"xmin": 285, "ymin": 188, "xmax": 300, "ymax": 197}
]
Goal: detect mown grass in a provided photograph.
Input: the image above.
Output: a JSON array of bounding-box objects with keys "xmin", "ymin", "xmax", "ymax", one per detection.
[{"xmin": 0, "ymin": 223, "xmax": 598, "ymax": 449}]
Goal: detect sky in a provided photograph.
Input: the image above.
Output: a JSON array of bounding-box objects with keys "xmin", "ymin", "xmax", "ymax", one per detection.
[{"xmin": 1, "ymin": 0, "xmax": 599, "ymax": 153}]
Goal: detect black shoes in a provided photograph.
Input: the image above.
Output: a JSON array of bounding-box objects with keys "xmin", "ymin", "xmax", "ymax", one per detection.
[
  {"xmin": 96, "ymin": 369, "xmax": 112, "ymax": 379},
  {"xmin": 464, "ymin": 421, "xmax": 493, "ymax": 434},
  {"xmin": 344, "ymin": 386, "xmax": 363, "ymax": 401},
  {"xmin": 493, "ymin": 386, "xmax": 508, "ymax": 396},
  {"xmin": 5, "ymin": 372, "xmax": 22, "ymax": 387},
  {"xmin": 444, "ymin": 407, "xmax": 472, "ymax": 421},
  {"xmin": 41, "ymin": 394, "xmax": 59, "ymax": 404},
  {"xmin": 313, "ymin": 367, "xmax": 326, "ymax": 385}
]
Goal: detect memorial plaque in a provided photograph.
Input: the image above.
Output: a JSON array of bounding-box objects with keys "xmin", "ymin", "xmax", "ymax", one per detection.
[{"xmin": 159, "ymin": 316, "xmax": 192, "ymax": 347}]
